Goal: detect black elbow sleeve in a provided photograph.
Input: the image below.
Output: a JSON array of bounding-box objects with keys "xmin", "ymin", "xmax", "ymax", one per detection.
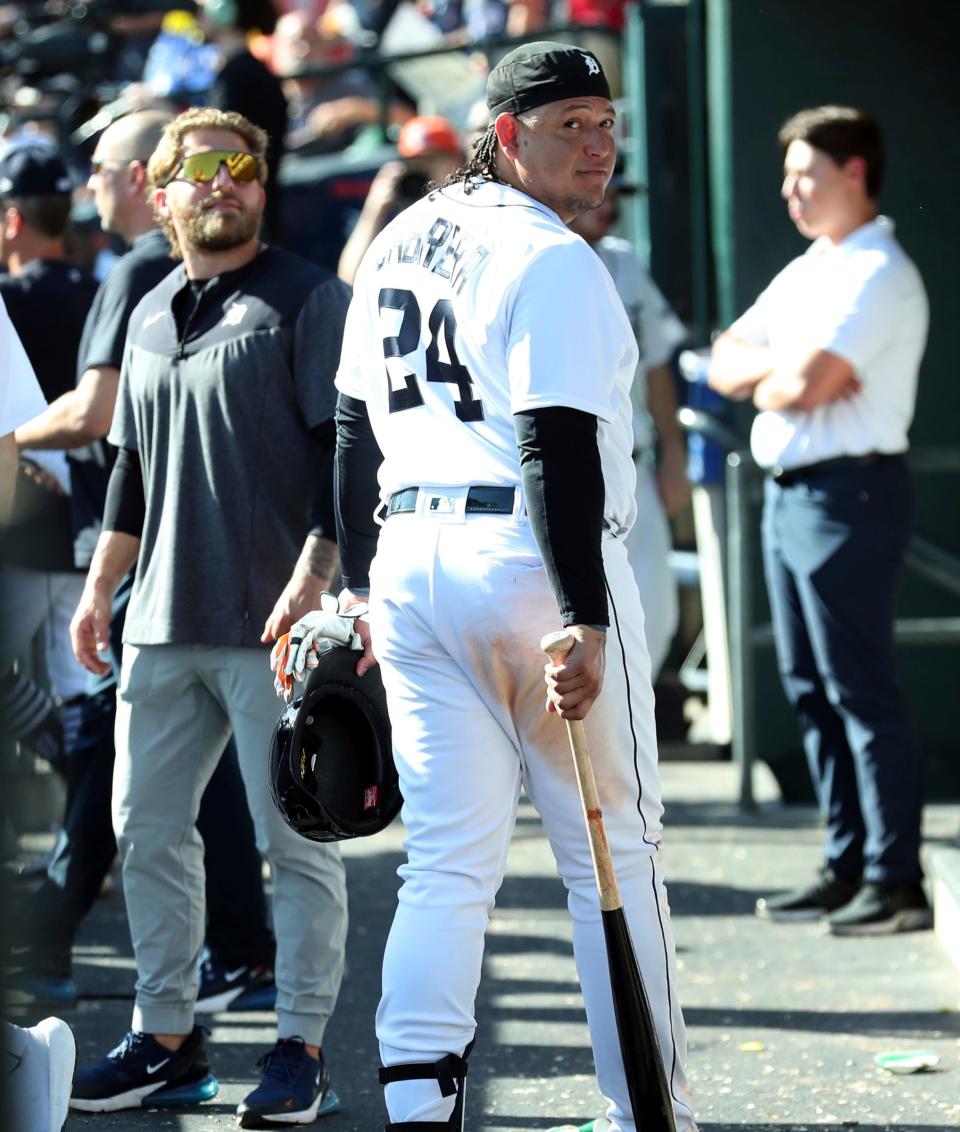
[
  {"xmin": 515, "ymin": 407, "xmax": 608, "ymax": 628},
  {"xmin": 102, "ymin": 447, "xmax": 145, "ymax": 538}
]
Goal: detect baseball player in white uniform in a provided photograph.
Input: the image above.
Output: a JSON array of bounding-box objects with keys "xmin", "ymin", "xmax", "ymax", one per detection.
[
  {"xmin": 571, "ymin": 190, "xmax": 689, "ymax": 677},
  {"xmin": 334, "ymin": 42, "xmax": 696, "ymax": 1132}
]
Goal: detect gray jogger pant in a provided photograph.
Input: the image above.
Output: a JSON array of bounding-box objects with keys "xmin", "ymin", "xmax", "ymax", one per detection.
[{"xmin": 113, "ymin": 644, "xmax": 347, "ymax": 1044}]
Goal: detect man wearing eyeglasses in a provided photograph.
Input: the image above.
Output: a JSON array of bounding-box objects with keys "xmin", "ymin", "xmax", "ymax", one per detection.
[{"xmin": 68, "ymin": 107, "xmax": 350, "ymax": 1127}]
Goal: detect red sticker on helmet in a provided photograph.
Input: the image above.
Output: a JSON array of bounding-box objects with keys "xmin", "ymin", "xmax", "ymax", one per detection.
[{"xmin": 363, "ymin": 785, "xmax": 379, "ymax": 811}]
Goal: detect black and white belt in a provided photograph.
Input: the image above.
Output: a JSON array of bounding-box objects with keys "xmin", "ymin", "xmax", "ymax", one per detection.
[{"xmin": 386, "ymin": 485, "xmax": 517, "ymax": 517}]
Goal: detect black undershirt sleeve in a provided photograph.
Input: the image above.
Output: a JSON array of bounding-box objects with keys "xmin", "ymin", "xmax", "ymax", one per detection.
[
  {"xmin": 102, "ymin": 446, "xmax": 146, "ymax": 538},
  {"xmin": 514, "ymin": 407, "xmax": 608, "ymax": 629},
  {"xmin": 334, "ymin": 393, "xmax": 384, "ymax": 593},
  {"xmin": 308, "ymin": 420, "xmax": 336, "ymax": 542}
]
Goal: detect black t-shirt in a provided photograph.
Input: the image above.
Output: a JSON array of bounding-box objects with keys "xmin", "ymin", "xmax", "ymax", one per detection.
[
  {"xmin": 0, "ymin": 259, "xmax": 98, "ymax": 401},
  {"xmin": 0, "ymin": 259, "xmax": 98, "ymax": 571},
  {"xmin": 69, "ymin": 228, "xmax": 176, "ymax": 568},
  {"xmin": 207, "ymin": 50, "xmax": 288, "ymax": 242}
]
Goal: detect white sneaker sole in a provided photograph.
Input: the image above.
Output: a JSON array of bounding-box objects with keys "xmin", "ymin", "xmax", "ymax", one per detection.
[
  {"xmin": 69, "ymin": 1080, "xmax": 168, "ymax": 1112},
  {"xmin": 238, "ymin": 1085, "xmax": 340, "ymax": 1126},
  {"xmin": 69, "ymin": 1073, "xmax": 219, "ymax": 1112}
]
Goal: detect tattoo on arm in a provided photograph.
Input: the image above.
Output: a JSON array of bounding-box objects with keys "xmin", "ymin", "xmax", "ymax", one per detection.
[{"xmin": 297, "ymin": 533, "xmax": 340, "ymax": 582}]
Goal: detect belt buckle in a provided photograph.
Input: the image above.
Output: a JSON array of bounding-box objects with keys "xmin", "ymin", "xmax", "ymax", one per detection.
[{"xmin": 427, "ymin": 494, "xmax": 456, "ymax": 514}]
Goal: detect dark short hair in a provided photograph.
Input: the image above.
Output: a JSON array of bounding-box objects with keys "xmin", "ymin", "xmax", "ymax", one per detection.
[
  {"xmin": 778, "ymin": 105, "xmax": 884, "ymax": 199},
  {"xmin": 1, "ymin": 194, "xmax": 72, "ymax": 238}
]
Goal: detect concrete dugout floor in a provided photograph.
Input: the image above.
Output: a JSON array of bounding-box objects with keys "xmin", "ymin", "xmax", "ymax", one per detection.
[{"xmin": 8, "ymin": 760, "xmax": 959, "ymax": 1132}]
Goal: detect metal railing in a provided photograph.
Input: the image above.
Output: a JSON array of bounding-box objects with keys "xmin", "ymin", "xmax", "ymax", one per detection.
[{"xmin": 678, "ymin": 404, "xmax": 960, "ymax": 807}]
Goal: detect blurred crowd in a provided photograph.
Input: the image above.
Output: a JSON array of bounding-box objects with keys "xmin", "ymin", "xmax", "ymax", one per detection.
[
  {"xmin": 0, "ymin": 0, "xmax": 629, "ymax": 160},
  {"xmin": 1, "ymin": 0, "xmax": 630, "ymax": 279}
]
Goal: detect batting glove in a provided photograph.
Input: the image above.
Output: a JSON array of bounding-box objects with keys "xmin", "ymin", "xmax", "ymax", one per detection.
[{"xmin": 270, "ymin": 592, "xmax": 370, "ymax": 699}]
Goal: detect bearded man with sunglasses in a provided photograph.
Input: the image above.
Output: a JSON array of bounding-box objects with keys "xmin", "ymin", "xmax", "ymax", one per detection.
[{"xmin": 68, "ymin": 108, "xmax": 350, "ymax": 1127}]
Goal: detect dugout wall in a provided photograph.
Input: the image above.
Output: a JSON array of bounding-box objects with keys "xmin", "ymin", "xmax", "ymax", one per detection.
[{"xmin": 701, "ymin": 0, "xmax": 960, "ymax": 799}]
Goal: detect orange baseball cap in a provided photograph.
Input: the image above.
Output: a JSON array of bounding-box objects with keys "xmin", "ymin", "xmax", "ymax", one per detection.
[{"xmin": 397, "ymin": 115, "xmax": 462, "ymax": 159}]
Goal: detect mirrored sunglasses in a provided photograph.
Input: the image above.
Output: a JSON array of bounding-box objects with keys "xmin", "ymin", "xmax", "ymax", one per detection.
[{"xmin": 171, "ymin": 150, "xmax": 259, "ymax": 186}]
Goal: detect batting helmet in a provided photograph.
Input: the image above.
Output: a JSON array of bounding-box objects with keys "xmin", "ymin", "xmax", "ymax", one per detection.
[{"xmin": 269, "ymin": 645, "xmax": 401, "ymax": 842}]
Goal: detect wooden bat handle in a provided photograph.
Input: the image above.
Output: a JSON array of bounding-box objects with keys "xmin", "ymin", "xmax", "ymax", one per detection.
[{"xmin": 541, "ymin": 631, "xmax": 623, "ymax": 913}]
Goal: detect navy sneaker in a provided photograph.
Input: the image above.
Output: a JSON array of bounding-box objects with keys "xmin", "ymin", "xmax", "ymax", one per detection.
[
  {"xmin": 69, "ymin": 1026, "xmax": 218, "ymax": 1112},
  {"xmin": 237, "ymin": 1038, "xmax": 340, "ymax": 1127},
  {"xmin": 195, "ymin": 955, "xmax": 277, "ymax": 1013},
  {"xmin": 6, "ymin": 970, "xmax": 78, "ymax": 1007}
]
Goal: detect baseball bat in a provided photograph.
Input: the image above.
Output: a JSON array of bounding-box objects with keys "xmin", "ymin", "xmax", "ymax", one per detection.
[{"xmin": 541, "ymin": 630, "xmax": 677, "ymax": 1132}]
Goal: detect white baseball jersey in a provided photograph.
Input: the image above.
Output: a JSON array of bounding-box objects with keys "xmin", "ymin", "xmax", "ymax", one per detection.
[
  {"xmin": 0, "ymin": 293, "xmax": 46, "ymax": 434},
  {"xmin": 594, "ymin": 235, "xmax": 687, "ymax": 452},
  {"xmin": 336, "ymin": 178, "xmax": 640, "ymax": 534}
]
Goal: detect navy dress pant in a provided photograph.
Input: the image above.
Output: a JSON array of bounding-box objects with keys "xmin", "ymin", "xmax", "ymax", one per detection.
[{"xmin": 761, "ymin": 456, "xmax": 923, "ymax": 885}]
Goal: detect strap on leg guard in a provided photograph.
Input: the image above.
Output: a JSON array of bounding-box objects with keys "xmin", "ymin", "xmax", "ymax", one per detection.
[{"xmin": 380, "ymin": 1041, "xmax": 474, "ymax": 1132}]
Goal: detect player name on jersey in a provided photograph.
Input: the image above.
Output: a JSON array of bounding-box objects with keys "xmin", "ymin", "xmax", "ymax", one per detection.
[{"xmin": 374, "ymin": 215, "xmax": 490, "ymax": 296}]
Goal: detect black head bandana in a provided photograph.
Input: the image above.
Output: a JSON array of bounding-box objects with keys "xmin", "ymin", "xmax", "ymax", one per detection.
[{"xmin": 486, "ymin": 40, "xmax": 611, "ymax": 118}]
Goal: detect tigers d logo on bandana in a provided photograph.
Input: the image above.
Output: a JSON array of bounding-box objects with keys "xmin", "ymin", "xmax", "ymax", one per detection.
[{"xmin": 582, "ymin": 53, "xmax": 601, "ymax": 76}]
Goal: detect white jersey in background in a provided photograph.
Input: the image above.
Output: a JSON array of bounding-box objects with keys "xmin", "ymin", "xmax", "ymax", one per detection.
[
  {"xmin": 336, "ymin": 178, "xmax": 639, "ymax": 533},
  {"xmin": 592, "ymin": 235, "xmax": 688, "ymax": 678},
  {"xmin": 0, "ymin": 293, "xmax": 46, "ymax": 434},
  {"xmin": 594, "ymin": 235, "xmax": 687, "ymax": 451}
]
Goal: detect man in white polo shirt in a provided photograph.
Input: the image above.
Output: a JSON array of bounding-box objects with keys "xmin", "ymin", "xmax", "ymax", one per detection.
[{"xmin": 708, "ymin": 105, "xmax": 930, "ymax": 935}]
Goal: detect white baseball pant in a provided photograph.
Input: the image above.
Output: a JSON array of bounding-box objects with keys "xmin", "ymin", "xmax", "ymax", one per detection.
[{"xmin": 368, "ymin": 487, "xmax": 696, "ymax": 1132}]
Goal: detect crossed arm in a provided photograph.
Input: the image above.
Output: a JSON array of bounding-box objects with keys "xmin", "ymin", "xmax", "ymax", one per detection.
[{"xmin": 708, "ymin": 332, "xmax": 861, "ymax": 410}]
